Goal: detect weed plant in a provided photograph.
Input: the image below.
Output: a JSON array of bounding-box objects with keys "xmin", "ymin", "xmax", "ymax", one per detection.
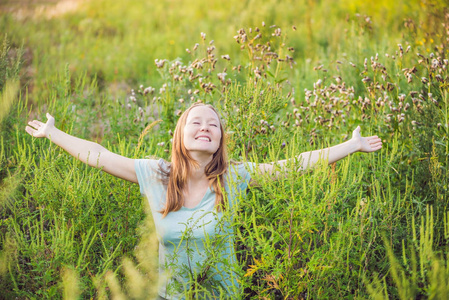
[{"xmin": 1, "ymin": 0, "xmax": 449, "ymax": 299}]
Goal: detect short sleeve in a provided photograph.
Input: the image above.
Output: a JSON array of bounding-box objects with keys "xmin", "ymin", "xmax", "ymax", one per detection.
[
  {"xmin": 225, "ymin": 162, "xmax": 256, "ymax": 208},
  {"xmin": 234, "ymin": 162, "xmax": 256, "ymax": 191},
  {"xmin": 134, "ymin": 159, "xmax": 163, "ymax": 195}
]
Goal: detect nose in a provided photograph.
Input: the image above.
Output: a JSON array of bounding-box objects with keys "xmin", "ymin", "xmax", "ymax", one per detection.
[{"xmin": 199, "ymin": 123, "xmax": 210, "ymax": 131}]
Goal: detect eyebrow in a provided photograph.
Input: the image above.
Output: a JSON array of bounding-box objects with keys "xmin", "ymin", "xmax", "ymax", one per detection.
[{"xmin": 190, "ymin": 117, "xmax": 219, "ymax": 122}]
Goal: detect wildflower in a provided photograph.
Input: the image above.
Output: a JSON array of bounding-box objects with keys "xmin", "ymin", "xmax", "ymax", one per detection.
[
  {"xmin": 292, "ymin": 25, "xmax": 297, "ymax": 31},
  {"xmin": 217, "ymin": 72, "xmax": 227, "ymax": 84},
  {"xmin": 144, "ymin": 87, "xmax": 154, "ymax": 95},
  {"xmin": 273, "ymin": 28, "xmax": 282, "ymax": 36},
  {"xmin": 201, "ymin": 32, "xmax": 206, "ymax": 40},
  {"xmin": 157, "ymin": 142, "xmax": 165, "ymax": 147},
  {"xmin": 155, "ymin": 59, "xmax": 166, "ymax": 68},
  {"xmin": 221, "ymin": 54, "xmax": 231, "ymax": 60},
  {"xmin": 193, "ymin": 43, "xmax": 199, "ymax": 51},
  {"xmin": 186, "ymin": 48, "xmax": 191, "ymax": 54},
  {"xmin": 421, "ymin": 77, "xmax": 428, "ymax": 84}
]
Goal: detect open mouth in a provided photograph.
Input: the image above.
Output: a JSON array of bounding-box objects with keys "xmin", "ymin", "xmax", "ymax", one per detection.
[{"xmin": 195, "ymin": 136, "xmax": 211, "ymax": 142}]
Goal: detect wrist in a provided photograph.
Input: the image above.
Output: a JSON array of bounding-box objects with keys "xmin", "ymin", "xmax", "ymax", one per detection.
[
  {"xmin": 348, "ymin": 138, "xmax": 361, "ymax": 153},
  {"xmin": 45, "ymin": 126, "xmax": 58, "ymax": 140}
]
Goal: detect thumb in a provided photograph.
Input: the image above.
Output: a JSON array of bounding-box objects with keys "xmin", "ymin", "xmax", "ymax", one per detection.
[{"xmin": 353, "ymin": 126, "xmax": 361, "ymax": 137}]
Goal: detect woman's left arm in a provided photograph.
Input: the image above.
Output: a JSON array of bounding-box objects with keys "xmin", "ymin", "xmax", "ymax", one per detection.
[{"xmin": 255, "ymin": 126, "xmax": 382, "ymax": 180}]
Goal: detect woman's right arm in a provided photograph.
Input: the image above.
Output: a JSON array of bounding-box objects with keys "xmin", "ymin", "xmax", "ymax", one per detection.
[{"xmin": 26, "ymin": 113, "xmax": 138, "ymax": 183}]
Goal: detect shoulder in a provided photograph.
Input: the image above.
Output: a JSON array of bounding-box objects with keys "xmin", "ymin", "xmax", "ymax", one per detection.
[
  {"xmin": 226, "ymin": 161, "xmax": 256, "ymax": 184},
  {"xmin": 135, "ymin": 158, "xmax": 170, "ymax": 178},
  {"xmin": 228, "ymin": 161, "xmax": 256, "ymax": 174}
]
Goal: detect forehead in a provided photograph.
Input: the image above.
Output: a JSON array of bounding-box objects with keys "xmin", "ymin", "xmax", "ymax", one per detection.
[{"xmin": 186, "ymin": 106, "xmax": 220, "ymax": 122}]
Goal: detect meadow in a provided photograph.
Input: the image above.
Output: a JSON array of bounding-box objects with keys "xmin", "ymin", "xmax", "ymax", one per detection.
[{"xmin": 0, "ymin": 0, "xmax": 448, "ymax": 298}]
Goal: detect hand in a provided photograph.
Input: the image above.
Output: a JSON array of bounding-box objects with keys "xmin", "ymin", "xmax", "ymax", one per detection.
[
  {"xmin": 25, "ymin": 113, "xmax": 55, "ymax": 138},
  {"xmin": 352, "ymin": 126, "xmax": 382, "ymax": 153}
]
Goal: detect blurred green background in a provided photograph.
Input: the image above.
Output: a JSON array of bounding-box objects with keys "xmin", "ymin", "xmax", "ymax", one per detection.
[{"xmin": 1, "ymin": 0, "xmax": 448, "ymax": 299}]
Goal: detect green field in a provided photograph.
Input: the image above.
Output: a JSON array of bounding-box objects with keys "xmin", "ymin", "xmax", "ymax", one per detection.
[{"xmin": 1, "ymin": 0, "xmax": 448, "ymax": 298}]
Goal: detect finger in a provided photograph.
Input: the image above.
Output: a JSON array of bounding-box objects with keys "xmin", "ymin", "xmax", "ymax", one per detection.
[
  {"xmin": 46, "ymin": 113, "xmax": 53, "ymax": 119},
  {"xmin": 25, "ymin": 126, "xmax": 36, "ymax": 136},
  {"xmin": 366, "ymin": 136, "xmax": 381, "ymax": 142},
  {"xmin": 369, "ymin": 142, "xmax": 383, "ymax": 150},
  {"xmin": 28, "ymin": 120, "xmax": 44, "ymax": 127}
]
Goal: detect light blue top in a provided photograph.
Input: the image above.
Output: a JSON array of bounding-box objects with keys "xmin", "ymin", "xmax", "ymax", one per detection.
[{"xmin": 134, "ymin": 159, "xmax": 254, "ymax": 299}]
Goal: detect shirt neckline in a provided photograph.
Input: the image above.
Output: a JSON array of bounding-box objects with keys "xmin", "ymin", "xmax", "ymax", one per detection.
[{"xmin": 181, "ymin": 186, "xmax": 212, "ymax": 211}]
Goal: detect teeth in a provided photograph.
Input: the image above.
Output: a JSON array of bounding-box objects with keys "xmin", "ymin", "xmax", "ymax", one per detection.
[{"xmin": 197, "ymin": 137, "xmax": 210, "ymax": 141}]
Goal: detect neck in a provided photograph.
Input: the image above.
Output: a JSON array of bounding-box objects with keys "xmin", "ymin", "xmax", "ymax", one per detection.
[{"xmin": 189, "ymin": 152, "xmax": 213, "ymax": 181}]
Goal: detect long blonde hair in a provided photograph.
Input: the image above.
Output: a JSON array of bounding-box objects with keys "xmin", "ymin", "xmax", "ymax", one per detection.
[{"xmin": 159, "ymin": 103, "xmax": 229, "ymax": 217}]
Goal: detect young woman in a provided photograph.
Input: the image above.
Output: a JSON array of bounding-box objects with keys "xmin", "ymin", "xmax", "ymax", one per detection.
[{"xmin": 25, "ymin": 103, "xmax": 382, "ymax": 299}]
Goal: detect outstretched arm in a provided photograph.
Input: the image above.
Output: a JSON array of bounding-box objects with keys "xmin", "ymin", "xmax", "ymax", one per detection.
[
  {"xmin": 255, "ymin": 126, "xmax": 382, "ymax": 180},
  {"xmin": 26, "ymin": 113, "xmax": 138, "ymax": 183}
]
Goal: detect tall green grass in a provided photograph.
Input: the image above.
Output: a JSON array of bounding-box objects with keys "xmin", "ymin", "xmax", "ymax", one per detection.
[{"xmin": 1, "ymin": 0, "xmax": 448, "ymax": 298}]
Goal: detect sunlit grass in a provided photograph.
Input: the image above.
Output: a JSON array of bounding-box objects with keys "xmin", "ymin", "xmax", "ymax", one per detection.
[{"xmin": 0, "ymin": 0, "xmax": 448, "ymax": 298}]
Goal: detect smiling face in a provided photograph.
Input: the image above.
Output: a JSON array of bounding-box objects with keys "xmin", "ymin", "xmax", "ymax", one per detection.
[{"xmin": 182, "ymin": 106, "xmax": 222, "ymax": 160}]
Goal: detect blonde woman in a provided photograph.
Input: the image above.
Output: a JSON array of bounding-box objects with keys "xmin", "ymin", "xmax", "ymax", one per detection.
[{"xmin": 26, "ymin": 103, "xmax": 382, "ymax": 299}]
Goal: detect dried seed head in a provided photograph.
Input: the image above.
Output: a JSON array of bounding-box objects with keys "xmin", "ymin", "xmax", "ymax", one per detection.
[
  {"xmin": 155, "ymin": 59, "xmax": 166, "ymax": 68},
  {"xmin": 201, "ymin": 32, "xmax": 206, "ymax": 40},
  {"xmin": 292, "ymin": 25, "xmax": 297, "ymax": 31},
  {"xmin": 221, "ymin": 54, "xmax": 231, "ymax": 61}
]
